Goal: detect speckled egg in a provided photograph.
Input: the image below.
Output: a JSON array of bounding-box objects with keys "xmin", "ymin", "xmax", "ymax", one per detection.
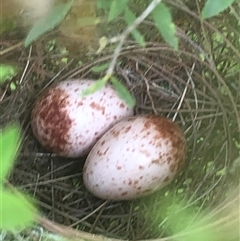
[
  {"xmin": 83, "ymin": 115, "xmax": 187, "ymax": 200},
  {"xmin": 31, "ymin": 79, "xmax": 134, "ymax": 157}
]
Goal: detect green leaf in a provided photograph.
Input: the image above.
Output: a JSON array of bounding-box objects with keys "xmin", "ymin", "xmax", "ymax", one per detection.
[
  {"xmin": 91, "ymin": 63, "xmax": 110, "ymax": 73},
  {"xmin": 152, "ymin": 3, "xmax": 178, "ymax": 50},
  {"xmin": 166, "ymin": 204, "xmax": 216, "ymax": 241},
  {"xmin": 202, "ymin": 0, "xmax": 235, "ymax": 19},
  {"xmin": 0, "ymin": 189, "xmax": 37, "ymax": 231},
  {"xmin": 108, "ymin": 0, "xmax": 129, "ymax": 22},
  {"xmin": 124, "ymin": 8, "xmax": 146, "ymax": 47},
  {"xmin": 0, "ymin": 64, "xmax": 17, "ymax": 83},
  {"xmin": 24, "ymin": 1, "xmax": 73, "ymax": 47},
  {"xmin": 0, "ymin": 125, "xmax": 21, "ymax": 183},
  {"xmin": 96, "ymin": 36, "xmax": 108, "ymax": 54},
  {"xmin": 81, "ymin": 78, "xmax": 108, "ymax": 96},
  {"xmin": 97, "ymin": 0, "xmax": 111, "ymax": 10},
  {"xmin": 110, "ymin": 77, "xmax": 135, "ymax": 107}
]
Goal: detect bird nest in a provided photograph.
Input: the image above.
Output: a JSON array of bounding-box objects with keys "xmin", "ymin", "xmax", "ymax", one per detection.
[{"xmin": 1, "ymin": 2, "xmax": 239, "ymax": 241}]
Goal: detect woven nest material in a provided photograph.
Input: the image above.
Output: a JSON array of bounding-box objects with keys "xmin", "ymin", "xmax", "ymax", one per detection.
[{"xmin": 1, "ymin": 1, "xmax": 240, "ymax": 241}]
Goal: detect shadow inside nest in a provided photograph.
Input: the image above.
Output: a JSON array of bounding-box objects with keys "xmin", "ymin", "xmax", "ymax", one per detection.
[{"xmin": 4, "ymin": 44, "xmax": 239, "ymax": 240}]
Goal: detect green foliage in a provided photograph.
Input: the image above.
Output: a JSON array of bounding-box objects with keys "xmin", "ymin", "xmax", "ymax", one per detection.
[
  {"xmin": 0, "ymin": 18, "xmax": 16, "ymax": 35},
  {"xmin": 91, "ymin": 63, "xmax": 110, "ymax": 72},
  {"xmin": 81, "ymin": 76, "xmax": 135, "ymax": 108},
  {"xmin": 124, "ymin": 8, "xmax": 146, "ymax": 47},
  {"xmin": 25, "ymin": 1, "xmax": 73, "ymax": 47},
  {"xmin": 166, "ymin": 203, "xmax": 216, "ymax": 241},
  {"xmin": 202, "ymin": 0, "xmax": 236, "ymax": 19},
  {"xmin": 97, "ymin": 0, "xmax": 111, "ymax": 10},
  {"xmin": 97, "ymin": 0, "xmax": 178, "ymax": 49},
  {"xmin": 97, "ymin": 36, "xmax": 109, "ymax": 54},
  {"xmin": 0, "ymin": 64, "xmax": 17, "ymax": 83},
  {"xmin": 1, "ymin": 189, "xmax": 37, "ymax": 231},
  {"xmin": 0, "ymin": 125, "xmax": 37, "ymax": 231},
  {"xmin": 110, "ymin": 76, "xmax": 136, "ymax": 107},
  {"xmin": 81, "ymin": 78, "xmax": 108, "ymax": 96},
  {"xmin": 108, "ymin": 0, "xmax": 129, "ymax": 22},
  {"xmin": 152, "ymin": 3, "xmax": 178, "ymax": 50},
  {"xmin": 0, "ymin": 125, "xmax": 20, "ymax": 182}
]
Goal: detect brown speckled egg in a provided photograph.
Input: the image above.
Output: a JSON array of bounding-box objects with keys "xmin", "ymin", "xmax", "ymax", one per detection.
[
  {"xmin": 31, "ymin": 79, "xmax": 134, "ymax": 158},
  {"xmin": 83, "ymin": 115, "xmax": 187, "ymax": 200}
]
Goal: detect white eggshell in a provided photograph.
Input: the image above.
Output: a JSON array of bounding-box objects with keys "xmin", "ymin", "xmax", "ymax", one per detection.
[
  {"xmin": 31, "ymin": 79, "xmax": 134, "ymax": 157},
  {"xmin": 83, "ymin": 115, "xmax": 187, "ymax": 200}
]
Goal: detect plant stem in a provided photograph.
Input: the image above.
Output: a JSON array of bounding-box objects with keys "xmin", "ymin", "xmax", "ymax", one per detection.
[{"xmin": 106, "ymin": 0, "xmax": 163, "ymax": 78}]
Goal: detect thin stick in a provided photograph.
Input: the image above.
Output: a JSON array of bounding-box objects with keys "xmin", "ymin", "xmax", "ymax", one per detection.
[
  {"xmin": 0, "ymin": 42, "xmax": 23, "ymax": 55},
  {"xmin": 105, "ymin": 0, "xmax": 163, "ymax": 78}
]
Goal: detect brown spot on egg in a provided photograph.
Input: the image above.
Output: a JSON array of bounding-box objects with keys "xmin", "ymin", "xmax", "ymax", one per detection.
[
  {"xmin": 164, "ymin": 176, "xmax": 170, "ymax": 182},
  {"xmin": 110, "ymin": 129, "xmax": 120, "ymax": 138},
  {"xmin": 151, "ymin": 159, "xmax": 160, "ymax": 165},
  {"xmin": 90, "ymin": 101, "xmax": 105, "ymax": 114},
  {"xmin": 103, "ymin": 147, "xmax": 109, "ymax": 155},
  {"xmin": 167, "ymin": 156, "xmax": 172, "ymax": 163},
  {"xmin": 97, "ymin": 147, "xmax": 109, "ymax": 156},
  {"xmin": 142, "ymin": 189, "xmax": 152, "ymax": 194},
  {"xmin": 139, "ymin": 165, "xmax": 144, "ymax": 170},
  {"xmin": 119, "ymin": 103, "xmax": 125, "ymax": 108},
  {"xmin": 31, "ymin": 87, "xmax": 73, "ymax": 154},
  {"xmin": 124, "ymin": 125, "xmax": 131, "ymax": 133},
  {"xmin": 146, "ymin": 115, "xmax": 187, "ymax": 167},
  {"xmin": 117, "ymin": 166, "xmax": 122, "ymax": 170},
  {"xmin": 144, "ymin": 120, "xmax": 152, "ymax": 129},
  {"xmin": 140, "ymin": 149, "xmax": 151, "ymax": 157},
  {"xmin": 121, "ymin": 192, "xmax": 128, "ymax": 196}
]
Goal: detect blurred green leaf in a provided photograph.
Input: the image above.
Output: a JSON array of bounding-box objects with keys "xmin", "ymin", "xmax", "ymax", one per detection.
[
  {"xmin": 97, "ymin": 36, "xmax": 108, "ymax": 54},
  {"xmin": 0, "ymin": 64, "xmax": 17, "ymax": 83},
  {"xmin": 108, "ymin": 0, "xmax": 129, "ymax": 22},
  {"xmin": 202, "ymin": 0, "xmax": 235, "ymax": 19},
  {"xmin": 124, "ymin": 8, "xmax": 146, "ymax": 47},
  {"xmin": 81, "ymin": 78, "xmax": 108, "ymax": 96},
  {"xmin": 152, "ymin": 3, "xmax": 178, "ymax": 50},
  {"xmin": 91, "ymin": 63, "xmax": 110, "ymax": 73},
  {"xmin": 0, "ymin": 188, "xmax": 37, "ymax": 231},
  {"xmin": 110, "ymin": 76, "xmax": 135, "ymax": 107},
  {"xmin": 10, "ymin": 82, "xmax": 17, "ymax": 91},
  {"xmin": 97, "ymin": 0, "xmax": 111, "ymax": 10},
  {"xmin": 0, "ymin": 125, "xmax": 21, "ymax": 183},
  {"xmin": 25, "ymin": 1, "xmax": 73, "ymax": 47},
  {"xmin": 0, "ymin": 18, "xmax": 16, "ymax": 35}
]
